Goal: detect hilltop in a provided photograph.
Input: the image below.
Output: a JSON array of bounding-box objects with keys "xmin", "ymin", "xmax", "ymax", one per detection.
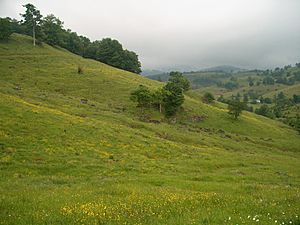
[{"xmin": 0, "ymin": 34, "xmax": 299, "ymax": 224}]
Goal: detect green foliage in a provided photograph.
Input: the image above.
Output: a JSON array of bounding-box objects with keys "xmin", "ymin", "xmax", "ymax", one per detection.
[
  {"xmin": 169, "ymin": 71, "xmax": 191, "ymax": 92},
  {"xmin": 255, "ymin": 104, "xmax": 274, "ymax": 118},
  {"xmin": 227, "ymin": 99, "xmax": 244, "ymax": 119},
  {"xmin": 120, "ymin": 50, "xmax": 142, "ymax": 74},
  {"xmin": 0, "ymin": 18, "xmax": 13, "ymax": 41},
  {"xmin": 288, "ymin": 114, "xmax": 300, "ymax": 133},
  {"xmin": 293, "ymin": 94, "xmax": 300, "ymax": 104},
  {"xmin": 131, "ymin": 72, "xmax": 188, "ymax": 117},
  {"xmin": 94, "ymin": 38, "xmax": 123, "ymax": 66},
  {"xmin": 130, "ymin": 85, "xmax": 153, "ymax": 108},
  {"xmin": 163, "ymin": 81, "xmax": 184, "ymax": 117},
  {"xmin": 217, "ymin": 95, "xmax": 226, "ymax": 103},
  {"xmin": 247, "ymin": 76, "xmax": 254, "ymax": 86},
  {"xmin": 224, "ymin": 81, "xmax": 239, "ymax": 90},
  {"xmin": 88, "ymin": 38, "xmax": 142, "ymax": 74},
  {"xmin": 152, "ymin": 88, "xmax": 165, "ymax": 112},
  {"xmin": 202, "ymin": 92, "xmax": 215, "ymax": 103},
  {"xmin": 243, "ymin": 93, "xmax": 249, "ymax": 103},
  {"xmin": 263, "ymin": 76, "xmax": 275, "ymax": 85},
  {"xmin": 20, "ymin": 4, "xmax": 43, "ymax": 40},
  {"xmin": 62, "ymin": 31, "xmax": 89, "ymax": 56},
  {"xmin": 41, "ymin": 14, "xmax": 63, "ymax": 46}
]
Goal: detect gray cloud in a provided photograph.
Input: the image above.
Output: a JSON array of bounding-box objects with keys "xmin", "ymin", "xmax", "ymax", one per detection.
[{"xmin": 1, "ymin": 0, "xmax": 300, "ymax": 70}]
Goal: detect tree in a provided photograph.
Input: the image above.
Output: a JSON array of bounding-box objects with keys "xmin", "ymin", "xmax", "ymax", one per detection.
[
  {"xmin": 247, "ymin": 76, "xmax": 254, "ymax": 86},
  {"xmin": 236, "ymin": 92, "xmax": 241, "ymax": 101},
  {"xmin": 264, "ymin": 97, "xmax": 272, "ymax": 104},
  {"xmin": 168, "ymin": 71, "xmax": 190, "ymax": 92},
  {"xmin": 62, "ymin": 30, "xmax": 85, "ymax": 55},
  {"xmin": 263, "ymin": 76, "xmax": 274, "ymax": 85},
  {"xmin": 224, "ymin": 81, "xmax": 239, "ymax": 90},
  {"xmin": 121, "ymin": 50, "xmax": 142, "ymax": 74},
  {"xmin": 130, "ymin": 85, "xmax": 153, "ymax": 108},
  {"xmin": 293, "ymin": 94, "xmax": 300, "ymax": 104},
  {"xmin": 289, "ymin": 114, "xmax": 300, "ymax": 133},
  {"xmin": 152, "ymin": 88, "xmax": 165, "ymax": 113},
  {"xmin": 0, "ymin": 18, "xmax": 13, "ymax": 41},
  {"xmin": 95, "ymin": 38, "xmax": 123, "ymax": 67},
  {"xmin": 9, "ymin": 18, "xmax": 23, "ymax": 34},
  {"xmin": 20, "ymin": 4, "xmax": 43, "ymax": 46},
  {"xmin": 255, "ymin": 104, "xmax": 273, "ymax": 118},
  {"xmin": 163, "ymin": 81, "xmax": 184, "ymax": 117},
  {"xmin": 202, "ymin": 92, "xmax": 215, "ymax": 103},
  {"xmin": 41, "ymin": 14, "xmax": 64, "ymax": 46},
  {"xmin": 243, "ymin": 94, "xmax": 249, "ymax": 103},
  {"xmin": 217, "ymin": 95, "xmax": 226, "ymax": 103},
  {"xmin": 228, "ymin": 99, "xmax": 244, "ymax": 119},
  {"xmin": 78, "ymin": 35, "xmax": 91, "ymax": 57},
  {"xmin": 91, "ymin": 38, "xmax": 142, "ymax": 74}
]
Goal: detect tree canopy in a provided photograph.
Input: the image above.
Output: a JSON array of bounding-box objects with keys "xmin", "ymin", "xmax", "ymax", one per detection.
[
  {"xmin": 20, "ymin": 3, "xmax": 43, "ymax": 42},
  {"xmin": 42, "ymin": 14, "xmax": 64, "ymax": 46},
  {"xmin": 130, "ymin": 72, "xmax": 187, "ymax": 118},
  {"xmin": 169, "ymin": 71, "xmax": 191, "ymax": 92},
  {"xmin": 0, "ymin": 18, "xmax": 13, "ymax": 41},
  {"xmin": 228, "ymin": 99, "xmax": 245, "ymax": 119}
]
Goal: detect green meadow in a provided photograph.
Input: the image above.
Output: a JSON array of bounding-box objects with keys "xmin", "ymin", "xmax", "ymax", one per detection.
[{"xmin": 0, "ymin": 34, "xmax": 299, "ymax": 224}]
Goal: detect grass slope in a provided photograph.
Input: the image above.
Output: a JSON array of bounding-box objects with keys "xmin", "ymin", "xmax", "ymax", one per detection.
[{"xmin": 0, "ymin": 34, "xmax": 300, "ymax": 225}]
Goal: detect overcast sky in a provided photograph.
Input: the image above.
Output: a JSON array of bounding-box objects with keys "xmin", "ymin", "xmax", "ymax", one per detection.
[{"xmin": 1, "ymin": 0, "xmax": 300, "ymax": 71}]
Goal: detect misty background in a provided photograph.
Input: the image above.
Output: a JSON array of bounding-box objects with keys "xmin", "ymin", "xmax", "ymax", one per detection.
[{"xmin": 1, "ymin": 0, "xmax": 300, "ymax": 71}]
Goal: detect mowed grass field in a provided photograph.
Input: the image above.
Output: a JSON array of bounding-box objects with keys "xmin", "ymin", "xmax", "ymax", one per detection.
[{"xmin": 0, "ymin": 34, "xmax": 300, "ymax": 224}]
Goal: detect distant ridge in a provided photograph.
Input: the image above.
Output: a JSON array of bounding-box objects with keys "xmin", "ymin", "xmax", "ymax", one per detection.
[
  {"xmin": 200, "ymin": 65, "xmax": 246, "ymax": 73},
  {"xmin": 141, "ymin": 69, "xmax": 165, "ymax": 76},
  {"xmin": 143, "ymin": 65, "xmax": 246, "ymax": 76}
]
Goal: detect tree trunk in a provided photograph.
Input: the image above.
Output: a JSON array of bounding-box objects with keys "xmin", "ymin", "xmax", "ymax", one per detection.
[{"xmin": 33, "ymin": 20, "xmax": 36, "ymax": 46}]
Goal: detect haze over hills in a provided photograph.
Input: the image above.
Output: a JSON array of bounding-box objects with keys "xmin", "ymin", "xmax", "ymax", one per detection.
[
  {"xmin": 142, "ymin": 65, "xmax": 245, "ymax": 76},
  {"xmin": 141, "ymin": 69, "xmax": 165, "ymax": 76},
  {"xmin": 0, "ymin": 34, "xmax": 300, "ymax": 224},
  {"xmin": 200, "ymin": 65, "xmax": 245, "ymax": 73}
]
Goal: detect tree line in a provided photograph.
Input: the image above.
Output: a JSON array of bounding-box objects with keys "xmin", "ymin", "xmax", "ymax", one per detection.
[{"xmin": 0, "ymin": 4, "xmax": 141, "ymax": 74}]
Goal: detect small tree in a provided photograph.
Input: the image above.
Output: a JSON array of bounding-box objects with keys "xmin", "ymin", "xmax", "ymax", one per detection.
[
  {"xmin": 228, "ymin": 99, "xmax": 244, "ymax": 119},
  {"xmin": 169, "ymin": 71, "xmax": 190, "ymax": 92},
  {"xmin": 0, "ymin": 18, "xmax": 13, "ymax": 41},
  {"xmin": 243, "ymin": 94, "xmax": 249, "ymax": 103},
  {"xmin": 247, "ymin": 76, "xmax": 254, "ymax": 86},
  {"xmin": 152, "ymin": 88, "xmax": 165, "ymax": 113},
  {"xmin": 20, "ymin": 4, "xmax": 43, "ymax": 46},
  {"xmin": 78, "ymin": 65, "xmax": 83, "ymax": 74},
  {"xmin": 202, "ymin": 92, "xmax": 215, "ymax": 103},
  {"xmin": 130, "ymin": 85, "xmax": 153, "ymax": 109},
  {"xmin": 163, "ymin": 82, "xmax": 184, "ymax": 117},
  {"xmin": 255, "ymin": 104, "xmax": 274, "ymax": 118}
]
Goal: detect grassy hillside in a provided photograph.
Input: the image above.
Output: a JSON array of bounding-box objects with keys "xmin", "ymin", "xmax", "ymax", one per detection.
[{"xmin": 0, "ymin": 34, "xmax": 300, "ymax": 225}]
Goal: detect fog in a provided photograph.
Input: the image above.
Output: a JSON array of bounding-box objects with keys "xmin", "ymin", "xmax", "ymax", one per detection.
[{"xmin": 1, "ymin": 0, "xmax": 300, "ymax": 71}]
